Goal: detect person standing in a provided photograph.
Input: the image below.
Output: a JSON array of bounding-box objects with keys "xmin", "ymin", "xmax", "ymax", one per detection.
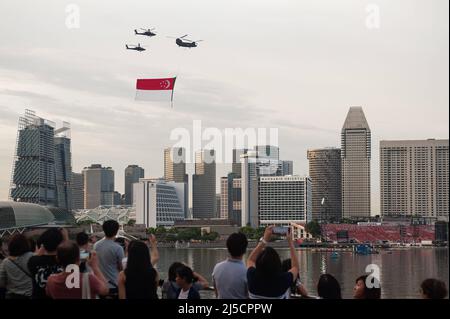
[
  {"xmin": 27, "ymin": 228, "xmax": 68, "ymax": 299},
  {"xmin": 46, "ymin": 241, "xmax": 108, "ymax": 299},
  {"xmin": 212, "ymin": 232, "xmax": 248, "ymax": 299},
  {"xmin": 0, "ymin": 234, "xmax": 34, "ymax": 299},
  {"xmin": 246, "ymin": 226, "xmax": 299, "ymax": 299},
  {"xmin": 118, "ymin": 239, "xmax": 159, "ymax": 299},
  {"xmin": 93, "ymin": 220, "xmax": 124, "ymax": 297}
]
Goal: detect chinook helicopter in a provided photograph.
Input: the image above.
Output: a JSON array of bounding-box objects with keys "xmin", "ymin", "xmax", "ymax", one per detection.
[{"xmin": 168, "ymin": 35, "xmax": 203, "ymax": 48}]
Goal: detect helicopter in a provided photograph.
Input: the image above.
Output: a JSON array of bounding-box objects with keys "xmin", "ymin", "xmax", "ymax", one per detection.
[
  {"xmin": 135, "ymin": 28, "xmax": 157, "ymax": 37},
  {"xmin": 126, "ymin": 43, "xmax": 146, "ymax": 51},
  {"xmin": 169, "ymin": 35, "xmax": 203, "ymax": 48}
]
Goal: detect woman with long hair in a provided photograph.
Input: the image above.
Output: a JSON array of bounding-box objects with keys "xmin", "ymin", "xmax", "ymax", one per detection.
[
  {"xmin": 118, "ymin": 238, "xmax": 159, "ymax": 299},
  {"xmin": 246, "ymin": 226, "xmax": 299, "ymax": 299}
]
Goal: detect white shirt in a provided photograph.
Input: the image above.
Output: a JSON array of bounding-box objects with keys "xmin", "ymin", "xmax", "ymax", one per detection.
[{"xmin": 178, "ymin": 288, "xmax": 190, "ymax": 299}]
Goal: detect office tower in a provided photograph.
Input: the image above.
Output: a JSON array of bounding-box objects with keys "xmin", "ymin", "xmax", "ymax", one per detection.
[
  {"xmin": 54, "ymin": 134, "xmax": 72, "ymax": 210},
  {"xmin": 282, "ymin": 160, "xmax": 294, "ymax": 175},
  {"xmin": 82, "ymin": 164, "xmax": 114, "ymax": 209},
  {"xmin": 10, "ymin": 110, "xmax": 72, "ymax": 209},
  {"xmin": 380, "ymin": 139, "xmax": 449, "ymax": 220},
  {"xmin": 258, "ymin": 176, "xmax": 312, "ymax": 226},
  {"xmin": 134, "ymin": 178, "xmax": 186, "ymax": 227},
  {"xmin": 232, "ymin": 148, "xmax": 248, "ymax": 177},
  {"xmin": 220, "ymin": 173, "xmax": 242, "ymax": 225},
  {"xmin": 341, "ymin": 107, "xmax": 371, "ymax": 219},
  {"xmin": 164, "ymin": 147, "xmax": 188, "ymax": 217},
  {"xmin": 114, "ymin": 191, "xmax": 122, "ymax": 205},
  {"xmin": 216, "ymin": 194, "xmax": 221, "ymax": 217},
  {"xmin": 71, "ymin": 172, "xmax": 84, "ymax": 210},
  {"xmin": 164, "ymin": 147, "xmax": 187, "ymax": 182},
  {"xmin": 192, "ymin": 150, "xmax": 216, "ymax": 219},
  {"xmin": 255, "ymin": 145, "xmax": 279, "ymax": 160},
  {"xmin": 124, "ymin": 165, "xmax": 144, "ymax": 205},
  {"xmin": 241, "ymin": 148, "xmax": 284, "ymax": 227},
  {"xmin": 307, "ymin": 148, "xmax": 342, "ymax": 221}
]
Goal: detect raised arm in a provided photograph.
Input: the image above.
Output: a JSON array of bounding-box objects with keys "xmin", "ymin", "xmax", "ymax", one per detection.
[
  {"xmin": 247, "ymin": 226, "xmax": 273, "ymax": 269},
  {"xmin": 60, "ymin": 227, "xmax": 69, "ymax": 242},
  {"xmin": 88, "ymin": 251, "xmax": 109, "ymax": 296},
  {"xmin": 287, "ymin": 227, "xmax": 299, "ymax": 281},
  {"xmin": 193, "ymin": 271, "xmax": 209, "ymax": 289},
  {"xmin": 148, "ymin": 234, "xmax": 159, "ymax": 266}
]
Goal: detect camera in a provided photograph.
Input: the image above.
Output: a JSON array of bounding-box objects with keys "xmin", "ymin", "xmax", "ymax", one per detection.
[
  {"xmin": 272, "ymin": 226, "xmax": 289, "ymax": 235},
  {"xmin": 80, "ymin": 251, "xmax": 90, "ymax": 260}
]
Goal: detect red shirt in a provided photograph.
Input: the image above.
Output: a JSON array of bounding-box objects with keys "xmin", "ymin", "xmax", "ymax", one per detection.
[{"xmin": 46, "ymin": 272, "xmax": 104, "ymax": 299}]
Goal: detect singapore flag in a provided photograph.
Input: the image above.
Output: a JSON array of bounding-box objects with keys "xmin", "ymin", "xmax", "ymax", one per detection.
[{"xmin": 135, "ymin": 77, "xmax": 176, "ymax": 105}]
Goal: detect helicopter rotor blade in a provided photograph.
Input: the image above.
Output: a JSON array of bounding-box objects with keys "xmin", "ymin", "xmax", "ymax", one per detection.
[{"xmin": 179, "ymin": 34, "xmax": 188, "ymax": 39}]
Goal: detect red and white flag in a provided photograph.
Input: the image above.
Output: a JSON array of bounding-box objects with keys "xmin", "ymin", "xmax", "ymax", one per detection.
[{"xmin": 135, "ymin": 77, "xmax": 176, "ymax": 105}]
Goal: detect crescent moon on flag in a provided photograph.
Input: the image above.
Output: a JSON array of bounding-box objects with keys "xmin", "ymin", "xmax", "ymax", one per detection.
[{"xmin": 162, "ymin": 80, "xmax": 170, "ymax": 89}]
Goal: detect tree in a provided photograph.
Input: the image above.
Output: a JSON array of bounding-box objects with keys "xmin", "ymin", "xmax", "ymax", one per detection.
[
  {"xmin": 306, "ymin": 220, "xmax": 321, "ymax": 238},
  {"xmin": 127, "ymin": 219, "xmax": 136, "ymax": 226},
  {"xmin": 76, "ymin": 220, "xmax": 95, "ymax": 226},
  {"xmin": 155, "ymin": 226, "xmax": 167, "ymax": 234},
  {"xmin": 239, "ymin": 226, "xmax": 255, "ymax": 239},
  {"xmin": 202, "ymin": 231, "xmax": 219, "ymax": 242},
  {"xmin": 254, "ymin": 227, "xmax": 265, "ymax": 240}
]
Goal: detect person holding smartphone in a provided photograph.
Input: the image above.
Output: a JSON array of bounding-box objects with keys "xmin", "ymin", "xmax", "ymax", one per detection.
[{"xmin": 246, "ymin": 225, "xmax": 299, "ymax": 299}]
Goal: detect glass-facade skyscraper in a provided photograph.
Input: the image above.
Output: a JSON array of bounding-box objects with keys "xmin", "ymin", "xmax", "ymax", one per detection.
[{"xmin": 10, "ymin": 110, "xmax": 72, "ymax": 209}]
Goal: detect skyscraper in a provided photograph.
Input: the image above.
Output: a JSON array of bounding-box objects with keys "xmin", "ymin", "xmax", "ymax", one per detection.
[
  {"xmin": 220, "ymin": 173, "xmax": 242, "ymax": 225},
  {"xmin": 307, "ymin": 148, "xmax": 341, "ymax": 221},
  {"xmin": 241, "ymin": 147, "xmax": 284, "ymax": 227},
  {"xmin": 82, "ymin": 164, "xmax": 114, "ymax": 209},
  {"xmin": 164, "ymin": 147, "xmax": 188, "ymax": 217},
  {"xmin": 10, "ymin": 110, "xmax": 72, "ymax": 209},
  {"xmin": 164, "ymin": 147, "xmax": 187, "ymax": 182},
  {"xmin": 258, "ymin": 176, "xmax": 312, "ymax": 226},
  {"xmin": 71, "ymin": 172, "xmax": 84, "ymax": 210},
  {"xmin": 232, "ymin": 148, "xmax": 248, "ymax": 177},
  {"xmin": 54, "ymin": 134, "xmax": 72, "ymax": 210},
  {"xmin": 192, "ymin": 150, "xmax": 216, "ymax": 219},
  {"xmin": 124, "ymin": 165, "xmax": 144, "ymax": 205},
  {"xmin": 341, "ymin": 107, "xmax": 371, "ymax": 219},
  {"xmin": 114, "ymin": 191, "xmax": 122, "ymax": 205},
  {"xmin": 255, "ymin": 145, "xmax": 279, "ymax": 160},
  {"xmin": 380, "ymin": 139, "xmax": 449, "ymax": 220},
  {"xmin": 282, "ymin": 160, "xmax": 294, "ymax": 175}
]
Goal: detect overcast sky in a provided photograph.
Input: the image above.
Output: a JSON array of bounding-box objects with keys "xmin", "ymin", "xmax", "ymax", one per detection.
[{"xmin": 0, "ymin": 0, "xmax": 448, "ymax": 214}]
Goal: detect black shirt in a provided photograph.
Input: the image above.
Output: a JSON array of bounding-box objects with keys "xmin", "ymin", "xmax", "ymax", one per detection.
[
  {"xmin": 247, "ymin": 267, "xmax": 293, "ymax": 299},
  {"xmin": 27, "ymin": 255, "xmax": 64, "ymax": 299}
]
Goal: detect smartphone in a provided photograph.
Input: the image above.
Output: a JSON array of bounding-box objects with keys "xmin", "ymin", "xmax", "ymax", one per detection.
[
  {"xmin": 272, "ymin": 226, "xmax": 289, "ymax": 235},
  {"xmin": 80, "ymin": 251, "xmax": 90, "ymax": 260}
]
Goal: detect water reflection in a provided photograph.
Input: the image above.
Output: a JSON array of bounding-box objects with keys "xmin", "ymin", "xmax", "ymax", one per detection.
[{"xmin": 157, "ymin": 247, "xmax": 449, "ymax": 299}]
